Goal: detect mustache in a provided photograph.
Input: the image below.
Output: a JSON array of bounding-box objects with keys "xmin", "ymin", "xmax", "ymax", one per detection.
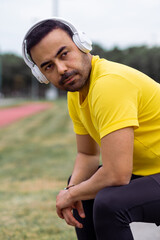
[{"xmin": 59, "ymin": 70, "xmax": 78, "ymax": 85}]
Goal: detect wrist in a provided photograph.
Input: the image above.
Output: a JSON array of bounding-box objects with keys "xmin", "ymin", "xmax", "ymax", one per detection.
[
  {"xmin": 68, "ymin": 184, "xmax": 79, "ymax": 203},
  {"xmin": 64, "ymin": 184, "xmax": 75, "ymax": 190}
]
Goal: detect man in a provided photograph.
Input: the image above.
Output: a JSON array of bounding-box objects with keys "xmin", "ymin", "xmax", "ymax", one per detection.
[{"xmin": 22, "ymin": 18, "xmax": 160, "ymax": 240}]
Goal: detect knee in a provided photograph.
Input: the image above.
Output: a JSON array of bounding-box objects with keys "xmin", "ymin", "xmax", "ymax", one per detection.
[
  {"xmin": 94, "ymin": 187, "xmax": 119, "ymax": 220},
  {"xmin": 93, "ymin": 186, "xmax": 131, "ymax": 227}
]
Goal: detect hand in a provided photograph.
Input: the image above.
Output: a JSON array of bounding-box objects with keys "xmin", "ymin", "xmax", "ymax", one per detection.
[
  {"xmin": 62, "ymin": 201, "xmax": 85, "ymax": 228},
  {"xmin": 56, "ymin": 189, "xmax": 74, "ymax": 218},
  {"xmin": 56, "ymin": 189, "xmax": 85, "ymax": 228}
]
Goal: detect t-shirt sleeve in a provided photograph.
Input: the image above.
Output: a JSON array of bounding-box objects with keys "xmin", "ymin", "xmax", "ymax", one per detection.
[
  {"xmin": 67, "ymin": 92, "xmax": 88, "ymax": 135},
  {"xmin": 91, "ymin": 74, "xmax": 140, "ymax": 139}
]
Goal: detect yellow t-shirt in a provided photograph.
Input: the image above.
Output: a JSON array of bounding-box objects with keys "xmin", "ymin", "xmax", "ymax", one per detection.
[{"xmin": 68, "ymin": 55, "xmax": 160, "ymax": 176}]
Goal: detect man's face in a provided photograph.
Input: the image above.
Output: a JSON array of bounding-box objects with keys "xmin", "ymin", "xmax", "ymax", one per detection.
[{"xmin": 30, "ymin": 28, "xmax": 92, "ymax": 92}]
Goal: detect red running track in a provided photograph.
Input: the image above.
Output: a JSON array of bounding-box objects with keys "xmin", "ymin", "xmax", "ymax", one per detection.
[{"xmin": 0, "ymin": 103, "xmax": 52, "ymax": 127}]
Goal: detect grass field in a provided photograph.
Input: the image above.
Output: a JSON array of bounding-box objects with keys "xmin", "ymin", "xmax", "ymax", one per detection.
[{"xmin": 0, "ymin": 98, "xmax": 77, "ymax": 240}]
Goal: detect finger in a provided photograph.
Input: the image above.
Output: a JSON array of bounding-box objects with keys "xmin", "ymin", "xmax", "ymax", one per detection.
[
  {"xmin": 62, "ymin": 208, "xmax": 83, "ymax": 228},
  {"xmin": 63, "ymin": 211, "xmax": 83, "ymax": 228},
  {"xmin": 76, "ymin": 201, "xmax": 86, "ymax": 218},
  {"xmin": 56, "ymin": 207, "xmax": 64, "ymax": 219}
]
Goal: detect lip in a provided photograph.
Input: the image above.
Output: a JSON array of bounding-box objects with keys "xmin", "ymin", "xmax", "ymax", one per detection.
[{"xmin": 64, "ymin": 75, "xmax": 75, "ymax": 85}]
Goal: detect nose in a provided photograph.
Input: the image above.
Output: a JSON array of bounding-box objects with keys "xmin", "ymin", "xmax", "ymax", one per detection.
[{"xmin": 56, "ymin": 61, "xmax": 67, "ymax": 75}]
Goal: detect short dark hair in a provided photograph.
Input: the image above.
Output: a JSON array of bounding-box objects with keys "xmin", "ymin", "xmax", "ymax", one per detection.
[{"xmin": 26, "ymin": 20, "xmax": 73, "ymax": 56}]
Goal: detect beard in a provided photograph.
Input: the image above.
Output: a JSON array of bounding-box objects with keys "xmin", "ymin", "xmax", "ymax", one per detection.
[
  {"xmin": 59, "ymin": 70, "xmax": 78, "ymax": 86},
  {"xmin": 58, "ymin": 69, "xmax": 90, "ymax": 92}
]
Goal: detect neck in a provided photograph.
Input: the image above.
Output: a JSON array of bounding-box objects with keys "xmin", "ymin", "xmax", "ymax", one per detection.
[
  {"xmin": 79, "ymin": 77, "xmax": 90, "ymax": 104},
  {"xmin": 79, "ymin": 53, "xmax": 92, "ymax": 104}
]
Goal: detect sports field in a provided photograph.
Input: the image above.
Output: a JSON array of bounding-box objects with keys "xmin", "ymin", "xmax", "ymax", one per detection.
[
  {"xmin": 0, "ymin": 98, "xmax": 76, "ymax": 240},
  {"xmin": 0, "ymin": 98, "xmax": 160, "ymax": 240}
]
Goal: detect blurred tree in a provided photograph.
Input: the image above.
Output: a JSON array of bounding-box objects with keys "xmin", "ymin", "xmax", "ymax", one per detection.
[
  {"xmin": 2, "ymin": 54, "xmax": 30, "ymax": 96},
  {"xmin": 91, "ymin": 44, "xmax": 160, "ymax": 83},
  {"xmin": 1, "ymin": 54, "xmax": 49, "ymax": 98}
]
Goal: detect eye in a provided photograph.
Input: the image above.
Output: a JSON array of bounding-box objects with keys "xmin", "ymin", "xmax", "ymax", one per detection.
[
  {"xmin": 45, "ymin": 63, "xmax": 54, "ymax": 71},
  {"xmin": 61, "ymin": 51, "xmax": 68, "ymax": 58}
]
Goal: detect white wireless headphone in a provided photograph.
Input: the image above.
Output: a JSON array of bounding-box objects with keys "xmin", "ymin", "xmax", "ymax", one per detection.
[{"xmin": 22, "ymin": 17, "xmax": 92, "ymax": 84}]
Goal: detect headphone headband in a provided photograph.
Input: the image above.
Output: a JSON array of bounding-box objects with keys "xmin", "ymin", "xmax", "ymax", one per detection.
[
  {"xmin": 24, "ymin": 17, "xmax": 78, "ymax": 40},
  {"xmin": 22, "ymin": 17, "xmax": 92, "ymax": 84}
]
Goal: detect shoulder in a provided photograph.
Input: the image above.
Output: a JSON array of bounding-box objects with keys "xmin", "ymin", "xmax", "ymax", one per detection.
[{"xmin": 91, "ymin": 73, "xmax": 139, "ymax": 100}]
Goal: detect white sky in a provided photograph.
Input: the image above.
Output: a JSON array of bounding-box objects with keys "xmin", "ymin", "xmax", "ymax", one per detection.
[{"xmin": 0, "ymin": 0, "xmax": 160, "ymax": 56}]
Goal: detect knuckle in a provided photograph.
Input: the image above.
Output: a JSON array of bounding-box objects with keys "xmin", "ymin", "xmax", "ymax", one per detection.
[{"xmin": 56, "ymin": 203, "xmax": 59, "ymax": 209}]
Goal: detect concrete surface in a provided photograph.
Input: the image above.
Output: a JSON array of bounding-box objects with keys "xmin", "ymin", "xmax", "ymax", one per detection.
[{"xmin": 130, "ymin": 223, "xmax": 160, "ymax": 240}]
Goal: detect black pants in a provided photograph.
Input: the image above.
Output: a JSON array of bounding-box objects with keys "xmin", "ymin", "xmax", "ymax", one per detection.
[{"xmin": 72, "ymin": 173, "xmax": 160, "ymax": 240}]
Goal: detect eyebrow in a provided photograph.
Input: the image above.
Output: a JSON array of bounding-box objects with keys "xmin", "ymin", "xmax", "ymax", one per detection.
[{"xmin": 40, "ymin": 46, "xmax": 66, "ymax": 69}]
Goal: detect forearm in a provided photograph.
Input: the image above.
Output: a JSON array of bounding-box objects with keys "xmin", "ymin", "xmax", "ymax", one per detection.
[
  {"xmin": 69, "ymin": 152, "xmax": 100, "ymax": 186},
  {"xmin": 57, "ymin": 165, "xmax": 131, "ymax": 213},
  {"xmin": 69, "ymin": 164, "xmax": 132, "ymax": 202}
]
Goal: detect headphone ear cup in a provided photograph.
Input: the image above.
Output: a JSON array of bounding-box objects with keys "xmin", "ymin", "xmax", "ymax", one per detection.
[
  {"xmin": 31, "ymin": 65, "xmax": 49, "ymax": 84},
  {"xmin": 73, "ymin": 32, "xmax": 92, "ymax": 53}
]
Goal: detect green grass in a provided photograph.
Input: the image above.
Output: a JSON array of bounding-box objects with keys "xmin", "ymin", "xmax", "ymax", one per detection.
[{"xmin": 0, "ymin": 98, "xmax": 77, "ymax": 240}]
